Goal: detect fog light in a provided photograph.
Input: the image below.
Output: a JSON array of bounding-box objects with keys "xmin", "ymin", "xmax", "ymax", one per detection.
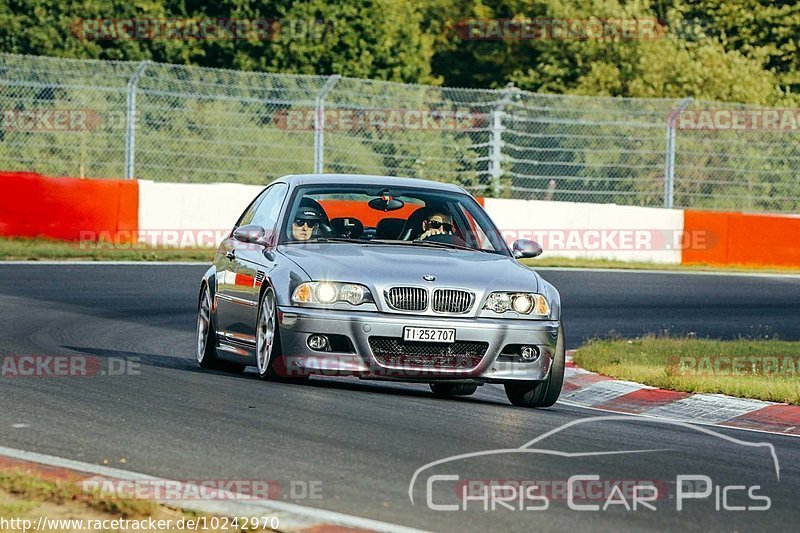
[
  {"xmin": 520, "ymin": 345, "xmax": 539, "ymax": 362},
  {"xmin": 307, "ymin": 334, "xmax": 329, "ymax": 351}
]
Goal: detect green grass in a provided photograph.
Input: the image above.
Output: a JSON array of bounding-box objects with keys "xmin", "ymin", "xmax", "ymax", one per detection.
[
  {"xmin": 0, "ymin": 470, "xmax": 161, "ymax": 518},
  {"xmin": 0, "ymin": 237, "xmax": 214, "ymax": 262},
  {"xmin": 573, "ymin": 336, "xmax": 800, "ymax": 404},
  {"xmin": 0, "ymin": 500, "xmax": 35, "ymax": 515},
  {"xmin": 0, "ymin": 470, "xmax": 259, "ymax": 530}
]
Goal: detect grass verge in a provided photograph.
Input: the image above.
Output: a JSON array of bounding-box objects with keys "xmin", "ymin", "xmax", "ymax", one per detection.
[
  {"xmin": 0, "ymin": 470, "xmax": 160, "ymax": 518},
  {"xmin": 573, "ymin": 337, "xmax": 800, "ymax": 405},
  {"xmin": 0, "ymin": 469, "xmax": 267, "ymax": 531},
  {"xmin": 0, "ymin": 237, "xmax": 214, "ymax": 262}
]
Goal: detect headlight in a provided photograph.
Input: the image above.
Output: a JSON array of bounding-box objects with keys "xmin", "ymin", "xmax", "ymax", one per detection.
[
  {"xmin": 315, "ymin": 283, "xmax": 338, "ymax": 303},
  {"xmin": 292, "ymin": 281, "xmax": 373, "ymax": 306},
  {"xmin": 339, "ymin": 284, "xmax": 368, "ymax": 305},
  {"xmin": 484, "ymin": 292, "xmax": 549, "ymax": 316},
  {"xmin": 512, "ymin": 294, "xmax": 534, "ymax": 314}
]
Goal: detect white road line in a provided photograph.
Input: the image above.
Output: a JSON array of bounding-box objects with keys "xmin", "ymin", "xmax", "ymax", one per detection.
[
  {"xmin": 0, "ymin": 445, "xmax": 426, "ymax": 533},
  {"xmin": 0, "ymin": 261, "xmax": 207, "ymax": 266}
]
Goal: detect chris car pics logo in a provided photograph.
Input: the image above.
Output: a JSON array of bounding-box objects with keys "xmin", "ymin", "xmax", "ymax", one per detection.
[{"xmin": 409, "ymin": 416, "xmax": 778, "ymax": 512}]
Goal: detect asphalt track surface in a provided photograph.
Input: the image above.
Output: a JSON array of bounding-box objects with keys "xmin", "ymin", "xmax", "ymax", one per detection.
[{"xmin": 1, "ymin": 264, "xmax": 799, "ymax": 532}]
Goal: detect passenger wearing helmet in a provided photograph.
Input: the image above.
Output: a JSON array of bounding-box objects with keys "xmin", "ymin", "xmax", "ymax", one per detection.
[{"xmin": 291, "ymin": 204, "xmax": 325, "ymax": 241}]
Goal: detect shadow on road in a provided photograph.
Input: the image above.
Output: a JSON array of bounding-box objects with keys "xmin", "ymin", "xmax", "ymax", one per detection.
[{"xmin": 64, "ymin": 344, "xmax": 518, "ymax": 407}]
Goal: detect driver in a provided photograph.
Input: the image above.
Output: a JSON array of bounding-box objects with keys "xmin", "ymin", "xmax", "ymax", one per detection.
[
  {"xmin": 418, "ymin": 211, "xmax": 454, "ymax": 240},
  {"xmin": 291, "ymin": 205, "xmax": 324, "ymax": 241}
]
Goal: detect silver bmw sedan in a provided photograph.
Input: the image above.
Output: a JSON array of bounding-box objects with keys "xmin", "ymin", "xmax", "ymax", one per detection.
[{"xmin": 196, "ymin": 174, "xmax": 564, "ymax": 408}]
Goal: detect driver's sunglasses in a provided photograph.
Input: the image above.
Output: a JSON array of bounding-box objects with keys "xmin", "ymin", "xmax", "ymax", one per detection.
[
  {"xmin": 426, "ymin": 220, "xmax": 453, "ymax": 232},
  {"xmin": 293, "ymin": 219, "xmax": 319, "ymax": 228}
]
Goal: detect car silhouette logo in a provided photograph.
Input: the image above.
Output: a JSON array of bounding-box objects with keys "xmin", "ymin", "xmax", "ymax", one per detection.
[{"xmin": 423, "ymin": 275, "xmax": 436, "ymax": 282}]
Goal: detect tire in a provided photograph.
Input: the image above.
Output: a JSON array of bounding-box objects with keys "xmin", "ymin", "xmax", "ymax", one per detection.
[
  {"xmin": 430, "ymin": 383, "xmax": 478, "ymax": 397},
  {"xmin": 196, "ymin": 283, "xmax": 245, "ymax": 373},
  {"xmin": 504, "ymin": 323, "xmax": 565, "ymax": 408},
  {"xmin": 255, "ymin": 286, "xmax": 307, "ymax": 383}
]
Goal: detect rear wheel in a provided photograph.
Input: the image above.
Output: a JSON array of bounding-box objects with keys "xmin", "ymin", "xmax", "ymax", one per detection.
[
  {"xmin": 504, "ymin": 323, "xmax": 565, "ymax": 408},
  {"xmin": 430, "ymin": 383, "xmax": 478, "ymax": 397},
  {"xmin": 196, "ymin": 283, "xmax": 245, "ymax": 373}
]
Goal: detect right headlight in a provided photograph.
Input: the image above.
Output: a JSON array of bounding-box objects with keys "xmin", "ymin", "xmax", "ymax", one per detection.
[{"xmin": 483, "ymin": 292, "xmax": 550, "ymax": 316}]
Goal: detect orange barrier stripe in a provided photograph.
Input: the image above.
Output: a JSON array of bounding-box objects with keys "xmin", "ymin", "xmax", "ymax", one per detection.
[
  {"xmin": 317, "ymin": 199, "xmax": 420, "ymax": 226},
  {"xmin": 0, "ymin": 171, "xmax": 138, "ymax": 242},
  {"xmin": 683, "ymin": 210, "xmax": 800, "ymax": 267},
  {"xmin": 318, "ymin": 197, "xmax": 486, "ymax": 226}
]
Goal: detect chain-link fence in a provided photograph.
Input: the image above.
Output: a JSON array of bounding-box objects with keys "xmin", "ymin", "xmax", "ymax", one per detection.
[{"xmin": 1, "ymin": 52, "xmax": 798, "ymax": 212}]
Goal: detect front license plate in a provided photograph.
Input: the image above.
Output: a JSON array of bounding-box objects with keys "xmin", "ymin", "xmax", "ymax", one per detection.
[{"xmin": 403, "ymin": 326, "xmax": 455, "ymax": 343}]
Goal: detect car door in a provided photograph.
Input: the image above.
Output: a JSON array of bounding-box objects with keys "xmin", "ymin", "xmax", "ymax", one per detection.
[
  {"xmin": 217, "ymin": 183, "xmax": 289, "ymax": 343},
  {"xmin": 214, "ymin": 186, "xmax": 270, "ymax": 342}
]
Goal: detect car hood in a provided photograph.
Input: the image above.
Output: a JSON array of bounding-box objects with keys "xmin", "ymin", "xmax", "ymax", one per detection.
[{"xmin": 277, "ymin": 243, "xmax": 539, "ymax": 292}]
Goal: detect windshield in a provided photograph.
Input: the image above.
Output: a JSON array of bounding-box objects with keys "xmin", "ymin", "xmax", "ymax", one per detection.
[{"xmin": 280, "ymin": 185, "xmax": 509, "ymax": 255}]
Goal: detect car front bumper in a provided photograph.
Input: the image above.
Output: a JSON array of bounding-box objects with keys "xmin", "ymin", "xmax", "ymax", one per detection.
[{"xmin": 276, "ymin": 306, "xmax": 560, "ymax": 382}]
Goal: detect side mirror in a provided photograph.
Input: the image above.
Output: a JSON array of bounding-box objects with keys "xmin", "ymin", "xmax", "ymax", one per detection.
[
  {"xmin": 512, "ymin": 239, "xmax": 543, "ymax": 259},
  {"xmin": 232, "ymin": 224, "xmax": 267, "ymax": 246}
]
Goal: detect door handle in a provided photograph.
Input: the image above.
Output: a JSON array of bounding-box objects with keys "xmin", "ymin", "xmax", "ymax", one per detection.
[{"xmin": 225, "ymin": 250, "xmax": 235, "ymax": 260}]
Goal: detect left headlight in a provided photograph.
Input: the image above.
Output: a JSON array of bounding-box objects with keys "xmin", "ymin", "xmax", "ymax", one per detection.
[
  {"xmin": 292, "ymin": 281, "xmax": 373, "ymax": 306},
  {"xmin": 483, "ymin": 292, "xmax": 550, "ymax": 316}
]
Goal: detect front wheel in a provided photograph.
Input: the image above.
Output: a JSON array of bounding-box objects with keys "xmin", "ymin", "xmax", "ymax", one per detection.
[
  {"xmin": 504, "ymin": 323, "xmax": 565, "ymax": 408},
  {"xmin": 256, "ymin": 287, "xmax": 307, "ymax": 383}
]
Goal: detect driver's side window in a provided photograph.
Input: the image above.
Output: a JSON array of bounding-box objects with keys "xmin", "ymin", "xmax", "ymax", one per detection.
[
  {"xmin": 235, "ymin": 183, "xmax": 289, "ymax": 231},
  {"xmin": 251, "ymin": 183, "xmax": 289, "ymax": 231},
  {"xmin": 236, "ymin": 188, "xmax": 269, "ymax": 228}
]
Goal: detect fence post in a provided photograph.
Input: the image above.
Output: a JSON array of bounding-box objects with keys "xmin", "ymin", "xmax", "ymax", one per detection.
[
  {"xmin": 489, "ymin": 85, "xmax": 518, "ymax": 197},
  {"xmin": 489, "ymin": 110, "xmax": 504, "ymax": 197},
  {"xmin": 124, "ymin": 61, "xmax": 150, "ymax": 180},
  {"xmin": 314, "ymin": 75, "xmax": 341, "ymax": 174},
  {"xmin": 664, "ymin": 97, "xmax": 693, "ymax": 207}
]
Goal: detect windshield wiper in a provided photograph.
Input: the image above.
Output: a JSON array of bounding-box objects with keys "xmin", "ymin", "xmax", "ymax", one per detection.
[
  {"xmin": 410, "ymin": 239, "xmax": 478, "ymax": 252},
  {"xmin": 283, "ymin": 237, "xmax": 367, "ymax": 244},
  {"xmin": 284, "ymin": 237, "xmax": 484, "ymax": 253}
]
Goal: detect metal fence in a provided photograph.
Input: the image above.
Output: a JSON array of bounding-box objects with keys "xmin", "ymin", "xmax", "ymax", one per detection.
[{"xmin": 1, "ymin": 52, "xmax": 798, "ymax": 212}]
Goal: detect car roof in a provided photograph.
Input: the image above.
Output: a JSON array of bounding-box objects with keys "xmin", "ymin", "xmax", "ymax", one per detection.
[{"xmin": 277, "ymin": 174, "xmax": 467, "ymax": 194}]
